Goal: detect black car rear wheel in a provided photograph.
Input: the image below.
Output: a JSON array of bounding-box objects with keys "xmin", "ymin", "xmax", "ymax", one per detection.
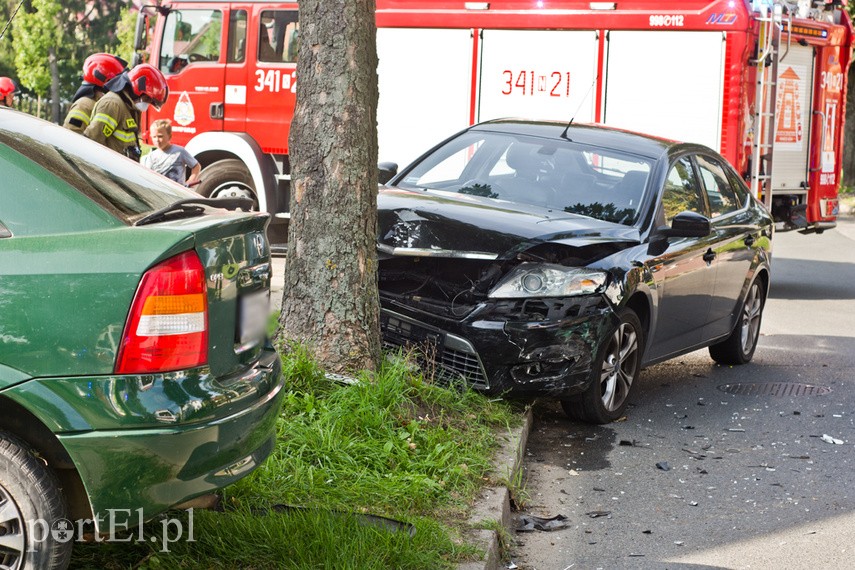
[
  {"xmin": 709, "ymin": 278, "xmax": 765, "ymax": 365},
  {"xmin": 0, "ymin": 432, "xmax": 72, "ymax": 570},
  {"xmin": 562, "ymin": 308, "xmax": 643, "ymax": 424}
]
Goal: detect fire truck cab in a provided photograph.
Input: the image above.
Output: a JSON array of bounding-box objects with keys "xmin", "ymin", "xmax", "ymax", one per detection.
[{"xmin": 134, "ymin": 0, "xmax": 853, "ymax": 238}]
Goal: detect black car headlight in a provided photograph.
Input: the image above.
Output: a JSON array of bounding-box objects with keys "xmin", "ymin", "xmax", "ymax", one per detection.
[{"xmin": 488, "ymin": 263, "xmax": 607, "ymax": 299}]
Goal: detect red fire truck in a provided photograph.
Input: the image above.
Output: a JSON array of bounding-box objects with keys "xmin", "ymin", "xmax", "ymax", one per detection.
[{"xmin": 133, "ymin": 0, "xmax": 853, "ymax": 240}]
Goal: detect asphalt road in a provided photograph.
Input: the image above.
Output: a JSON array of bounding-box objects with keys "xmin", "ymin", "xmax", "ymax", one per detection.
[{"xmin": 509, "ymin": 214, "xmax": 855, "ymax": 570}]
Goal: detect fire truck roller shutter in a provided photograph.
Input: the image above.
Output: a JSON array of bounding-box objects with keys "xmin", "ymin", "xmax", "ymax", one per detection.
[
  {"xmin": 603, "ymin": 31, "xmax": 725, "ymax": 151},
  {"xmin": 376, "ymin": 28, "xmax": 473, "ymax": 168},
  {"xmin": 770, "ymin": 43, "xmax": 814, "ymax": 195},
  {"xmin": 185, "ymin": 131, "xmax": 280, "ymax": 215}
]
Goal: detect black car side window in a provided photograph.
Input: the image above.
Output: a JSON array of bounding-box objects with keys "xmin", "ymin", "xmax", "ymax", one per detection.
[
  {"xmin": 662, "ymin": 156, "xmax": 705, "ymax": 226},
  {"xmin": 696, "ymin": 155, "xmax": 740, "ymax": 218}
]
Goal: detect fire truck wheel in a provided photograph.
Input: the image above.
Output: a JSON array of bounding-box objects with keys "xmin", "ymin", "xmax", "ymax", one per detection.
[
  {"xmin": 709, "ymin": 277, "xmax": 766, "ymax": 365},
  {"xmin": 197, "ymin": 159, "xmax": 259, "ymax": 210}
]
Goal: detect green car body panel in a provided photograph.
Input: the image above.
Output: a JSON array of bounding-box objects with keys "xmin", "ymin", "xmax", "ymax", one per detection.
[{"xmin": 0, "ymin": 109, "xmax": 286, "ymax": 534}]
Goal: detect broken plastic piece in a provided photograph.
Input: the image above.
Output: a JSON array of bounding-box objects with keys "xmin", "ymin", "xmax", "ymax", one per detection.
[
  {"xmin": 516, "ymin": 514, "xmax": 569, "ymax": 532},
  {"xmin": 585, "ymin": 510, "xmax": 611, "ymax": 518},
  {"xmin": 821, "ymin": 434, "xmax": 844, "ymax": 445},
  {"xmin": 261, "ymin": 504, "xmax": 416, "ymax": 537},
  {"xmin": 656, "ymin": 461, "xmax": 671, "ymax": 471}
]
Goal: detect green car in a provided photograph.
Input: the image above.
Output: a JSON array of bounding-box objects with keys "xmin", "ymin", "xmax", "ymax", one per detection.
[{"xmin": 0, "ymin": 109, "xmax": 285, "ymax": 569}]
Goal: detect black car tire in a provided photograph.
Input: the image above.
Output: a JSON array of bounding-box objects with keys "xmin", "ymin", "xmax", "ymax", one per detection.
[
  {"xmin": 0, "ymin": 432, "xmax": 72, "ymax": 570},
  {"xmin": 561, "ymin": 308, "xmax": 643, "ymax": 424},
  {"xmin": 196, "ymin": 159, "xmax": 259, "ymax": 209},
  {"xmin": 709, "ymin": 277, "xmax": 766, "ymax": 365}
]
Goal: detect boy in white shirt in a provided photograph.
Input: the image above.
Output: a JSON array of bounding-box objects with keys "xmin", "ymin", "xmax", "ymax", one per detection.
[{"xmin": 143, "ymin": 119, "xmax": 201, "ymax": 186}]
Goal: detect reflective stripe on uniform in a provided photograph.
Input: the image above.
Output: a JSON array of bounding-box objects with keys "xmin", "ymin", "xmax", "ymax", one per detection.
[
  {"xmin": 66, "ymin": 108, "xmax": 91, "ymax": 126},
  {"xmin": 112, "ymin": 128, "xmax": 137, "ymax": 143},
  {"xmin": 92, "ymin": 112, "xmax": 136, "ymax": 142},
  {"xmin": 92, "ymin": 112, "xmax": 118, "ymax": 130}
]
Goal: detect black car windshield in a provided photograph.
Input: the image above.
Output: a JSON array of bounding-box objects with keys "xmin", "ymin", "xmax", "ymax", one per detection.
[
  {"xmin": 396, "ymin": 131, "xmax": 653, "ymax": 226},
  {"xmin": 0, "ymin": 113, "xmax": 193, "ymax": 223}
]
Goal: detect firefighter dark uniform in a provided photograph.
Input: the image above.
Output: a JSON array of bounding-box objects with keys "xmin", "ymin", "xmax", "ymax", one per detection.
[{"xmin": 84, "ymin": 91, "xmax": 142, "ymax": 160}]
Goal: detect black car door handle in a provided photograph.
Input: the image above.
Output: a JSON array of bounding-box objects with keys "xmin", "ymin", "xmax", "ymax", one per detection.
[
  {"xmin": 744, "ymin": 234, "xmax": 755, "ymax": 247},
  {"xmin": 703, "ymin": 249, "xmax": 716, "ymax": 263}
]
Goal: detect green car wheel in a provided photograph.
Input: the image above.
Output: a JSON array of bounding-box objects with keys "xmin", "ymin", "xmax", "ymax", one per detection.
[{"xmin": 0, "ymin": 432, "xmax": 72, "ymax": 570}]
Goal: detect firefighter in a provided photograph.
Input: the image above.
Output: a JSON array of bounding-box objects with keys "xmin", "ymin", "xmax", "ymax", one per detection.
[
  {"xmin": 63, "ymin": 53, "xmax": 127, "ymax": 134},
  {"xmin": 83, "ymin": 63, "xmax": 168, "ymax": 161},
  {"xmin": 0, "ymin": 77, "xmax": 18, "ymax": 108}
]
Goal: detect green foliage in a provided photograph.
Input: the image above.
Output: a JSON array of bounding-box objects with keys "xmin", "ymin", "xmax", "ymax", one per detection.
[
  {"xmin": 12, "ymin": 0, "xmax": 61, "ymax": 95},
  {"xmin": 0, "ymin": 1, "xmax": 21, "ymax": 79},
  {"xmin": 115, "ymin": 6, "xmax": 139, "ymax": 65},
  {"xmin": 68, "ymin": 346, "xmax": 521, "ymax": 568},
  {"xmin": 8, "ymin": 0, "xmax": 129, "ymax": 104}
]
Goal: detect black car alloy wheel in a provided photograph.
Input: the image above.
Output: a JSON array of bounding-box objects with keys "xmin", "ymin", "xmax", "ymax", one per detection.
[
  {"xmin": 709, "ymin": 278, "xmax": 766, "ymax": 365},
  {"xmin": 562, "ymin": 308, "xmax": 643, "ymax": 424}
]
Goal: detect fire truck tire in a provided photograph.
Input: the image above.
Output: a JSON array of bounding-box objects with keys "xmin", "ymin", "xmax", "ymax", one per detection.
[{"xmin": 197, "ymin": 159, "xmax": 259, "ymax": 210}]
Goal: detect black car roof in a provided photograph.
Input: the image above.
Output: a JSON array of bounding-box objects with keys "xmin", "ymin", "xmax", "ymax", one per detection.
[{"xmin": 470, "ymin": 118, "xmax": 685, "ymax": 160}]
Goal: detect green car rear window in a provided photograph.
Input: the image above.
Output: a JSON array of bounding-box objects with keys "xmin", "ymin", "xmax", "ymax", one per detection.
[{"xmin": 0, "ymin": 114, "xmax": 194, "ymax": 224}]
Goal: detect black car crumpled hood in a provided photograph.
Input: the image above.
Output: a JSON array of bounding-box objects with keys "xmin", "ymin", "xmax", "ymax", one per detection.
[{"xmin": 377, "ymin": 188, "xmax": 641, "ymax": 259}]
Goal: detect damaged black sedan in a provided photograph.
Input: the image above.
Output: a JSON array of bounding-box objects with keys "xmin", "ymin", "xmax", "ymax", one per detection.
[{"xmin": 377, "ymin": 119, "xmax": 773, "ymax": 424}]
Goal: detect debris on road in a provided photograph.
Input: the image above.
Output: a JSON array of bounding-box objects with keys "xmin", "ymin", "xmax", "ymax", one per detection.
[
  {"xmin": 585, "ymin": 510, "xmax": 611, "ymax": 518},
  {"xmin": 821, "ymin": 434, "xmax": 844, "ymax": 445},
  {"xmin": 656, "ymin": 461, "xmax": 671, "ymax": 471},
  {"xmin": 516, "ymin": 514, "xmax": 569, "ymax": 532}
]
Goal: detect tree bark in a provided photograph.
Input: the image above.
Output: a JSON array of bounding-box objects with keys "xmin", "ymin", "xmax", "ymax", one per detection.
[
  {"xmin": 279, "ymin": 0, "xmax": 381, "ymax": 374},
  {"xmin": 49, "ymin": 45, "xmax": 60, "ymax": 123}
]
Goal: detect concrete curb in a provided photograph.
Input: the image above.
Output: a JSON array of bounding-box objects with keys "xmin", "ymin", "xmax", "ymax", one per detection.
[{"xmin": 458, "ymin": 405, "xmax": 534, "ymax": 570}]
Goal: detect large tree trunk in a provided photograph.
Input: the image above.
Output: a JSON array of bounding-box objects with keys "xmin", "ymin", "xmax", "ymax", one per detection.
[
  {"xmin": 279, "ymin": 0, "xmax": 381, "ymax": 374},
  {"xmin": 49, "ymin": 45, "xmax": 60, "ymax": 123}
]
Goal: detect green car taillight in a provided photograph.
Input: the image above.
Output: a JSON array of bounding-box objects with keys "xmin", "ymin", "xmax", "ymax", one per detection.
[{"xmin": 115, "ymin": 250, "xmax": 209, "ymax": 374}]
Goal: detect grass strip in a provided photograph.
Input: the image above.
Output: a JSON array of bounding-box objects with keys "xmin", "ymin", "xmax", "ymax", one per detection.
[{"xmin": 69, "ymin": 344, "xmax": 520, "ymax": 569}]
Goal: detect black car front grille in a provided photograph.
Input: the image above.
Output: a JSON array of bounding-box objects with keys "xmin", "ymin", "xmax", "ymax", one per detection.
[
  {"xmin": 380, "ymin": 312, "xmax": 489, "ymax": 390},
  {"xmin": 378, "ymin": 257, "xmax": 495, "ymax": 318}
]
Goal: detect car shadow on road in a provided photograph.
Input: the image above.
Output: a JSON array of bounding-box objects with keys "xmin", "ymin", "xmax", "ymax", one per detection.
[{"xmin": 770, "ymin": 257, "xmax": 855, "ymax": 300}]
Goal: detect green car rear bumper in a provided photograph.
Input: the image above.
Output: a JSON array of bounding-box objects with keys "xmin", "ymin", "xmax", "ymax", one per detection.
[{"xmin": 5, "ymin": 348, "xmax": 285, "ymax": 531}]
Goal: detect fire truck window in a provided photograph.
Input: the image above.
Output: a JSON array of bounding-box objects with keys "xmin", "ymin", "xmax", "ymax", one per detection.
[
  {"xmin": 258, "ymin": 10, "xmax": 299, "ymax": 63},
  {"xmin": 696, "ymin": 155, "xmax": 740, "ymax": 218},
  {"xmin": 662, "ymin": 156, "xmax": 705, "ymax": 226},
  {"xmin": 159, "ymin": 10, "xmax": 223, "ymax": 75},
  {"xmin": 228, "ymin": 10, "xmax": 248, "ymax": 63}
]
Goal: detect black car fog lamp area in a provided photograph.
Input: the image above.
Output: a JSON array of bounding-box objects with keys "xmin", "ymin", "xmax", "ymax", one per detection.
[{"xmin": 488, "ymin": 263, "xmax": 607, "ymax": 299}]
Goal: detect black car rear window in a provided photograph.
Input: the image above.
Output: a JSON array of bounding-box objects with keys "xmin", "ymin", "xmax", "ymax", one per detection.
[{"xmin": 0, "ymin": 113, "xmax": 193, "ymax": 223}]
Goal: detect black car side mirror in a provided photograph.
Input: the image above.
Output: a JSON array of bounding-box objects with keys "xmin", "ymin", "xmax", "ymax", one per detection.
[
  {"xmin": 647, "ymin": 211, "xmax": 712, "ymax": 255},
  {"xmin": 378, "ymin": 162, "xmax": 398, "ymax": 185}
]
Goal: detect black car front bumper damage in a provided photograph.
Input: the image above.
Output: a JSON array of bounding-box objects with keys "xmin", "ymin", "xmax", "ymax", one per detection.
[{"xmin": 380, "ymin": 294, "xmax": 617, "ymax": 399}]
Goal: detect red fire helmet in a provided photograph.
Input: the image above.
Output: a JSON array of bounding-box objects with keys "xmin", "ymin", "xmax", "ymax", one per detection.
[
  {"xmin": 82, "ymin": 53, "xmax": 127, "ymax": 87},
  {"xmin": 128, "ymin": 64, "xmax": 169, "ymax": 110},
  {"xmin": 0, "ymin": 77, "xmax": 17, "ymax": 97}
]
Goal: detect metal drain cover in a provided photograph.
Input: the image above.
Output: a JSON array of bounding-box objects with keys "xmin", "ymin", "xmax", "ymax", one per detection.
[{"xmin": 717, "ymin": 382, "xmax": 831, "ymax": 397}]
